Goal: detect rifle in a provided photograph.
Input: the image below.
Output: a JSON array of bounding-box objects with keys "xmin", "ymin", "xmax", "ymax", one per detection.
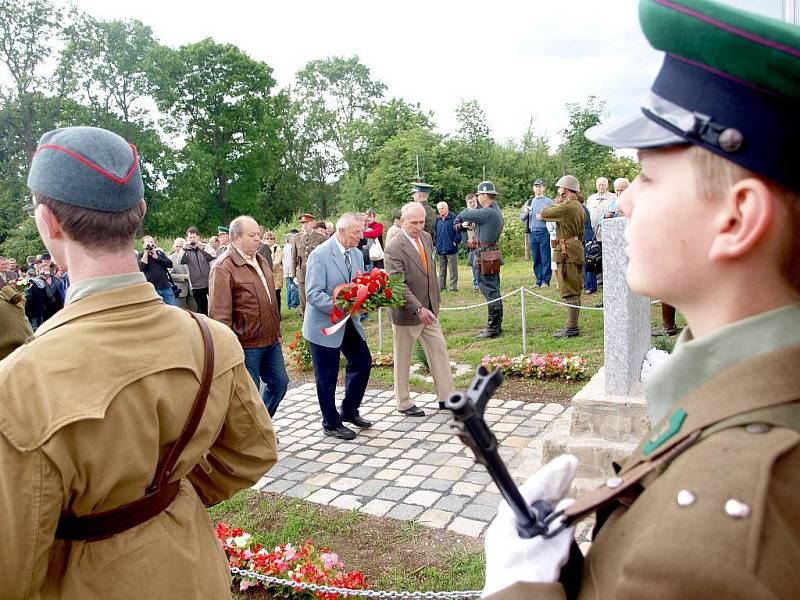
[{"xmin": 445, "ymin": 366, "xmax": 568, "ymax": 539}]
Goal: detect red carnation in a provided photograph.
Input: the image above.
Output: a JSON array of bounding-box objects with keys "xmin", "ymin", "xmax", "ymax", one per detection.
[
  {"xmin": 367, "ymin": 282, "xmax": 378, "ymax": 294},
  {"xmin": 384, "ymin": 288, "xmax": 392, "ymax": 299}
]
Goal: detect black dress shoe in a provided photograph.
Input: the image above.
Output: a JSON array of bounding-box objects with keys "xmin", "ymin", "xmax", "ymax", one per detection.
[
  {"xmin": 438, "ymin": 402, "xmax": 446, "ymax": 410},
  {"xmin": 475, "ymin": 329, "xmax": 500, "ymax": 339},
  {"xmin": 341, "ymin": 414, "xmax": 374, "ymax": 428},
  {"xmin": 398, "ymin": 405, "xmax": 426, "ymax": 417},
  {"xmin": 323, "ymin": 425, "xmax": 357, "ymax": 440}
]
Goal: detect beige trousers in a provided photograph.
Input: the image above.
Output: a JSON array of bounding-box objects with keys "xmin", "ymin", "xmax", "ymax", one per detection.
[{"xmin": 392, "ymin": 320, "xmax": 455, "ymax": 410}]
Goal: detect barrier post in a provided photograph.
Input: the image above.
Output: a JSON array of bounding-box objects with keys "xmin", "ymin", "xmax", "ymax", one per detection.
[
  {"xmin": 378, "ymin": 307, "xmax": 383, "ymax": 353},
  {"xmin": 520, "ymin": 287, "xmax": 527, "ymax": 355}
]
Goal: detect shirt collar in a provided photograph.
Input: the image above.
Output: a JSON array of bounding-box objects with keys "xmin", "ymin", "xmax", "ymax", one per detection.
[
  {"xmin": 333, "ymin": 235, "xmax": 349, "ymax": 256},
  {"xmin": 645, "ymin": 303, "xmax": 800, "ymax": 423},
  {"xmin": 66, "ymin": 272, "xmax": 146, "ymax": 306}
]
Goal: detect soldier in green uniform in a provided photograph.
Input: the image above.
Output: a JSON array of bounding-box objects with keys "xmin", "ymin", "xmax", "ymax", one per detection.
[
  {"xmin": 459, "ymin": 181, "xmax": 505, "ymax": 338},
  {"xmin": 539, "ymin": 175, "xmax": 585, "ymax": 338},
  {"xmin": 481, "ymin": 1, "xmax": 800, "ymax": 599},
  {"xmin": 412, "ymin": 181, "xmax": 437, "ymax": 237},
  {"xmin": 290, "ymin": 213, "xmax": 327, "ymax": 314}
]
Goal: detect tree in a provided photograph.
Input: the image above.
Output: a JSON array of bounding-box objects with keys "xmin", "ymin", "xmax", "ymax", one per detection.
[
  {"xmin": 291, "ymin": 56, "xmax": 386, "ymax": 216},
  {"xmin": 559, "ymin": 96, "xmax": 614, "ymax": 189},
  {"xmin": 0, "ymin": 0, "xmax": 80, "ymax": 239},
  {"xmin": 148, "ymin": 39, "xmax": 282, "ymax": 228}
]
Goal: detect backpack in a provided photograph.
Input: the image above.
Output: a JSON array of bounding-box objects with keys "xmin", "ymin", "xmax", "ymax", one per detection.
[{"xmin": 585, "ymin": 240, "xmax": 603, "ymax": 274}]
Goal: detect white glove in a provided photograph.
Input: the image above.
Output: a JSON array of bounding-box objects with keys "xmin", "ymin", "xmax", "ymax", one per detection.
[
  {"xmin": 482, "ymin": 454, "xmax": 578, "ymax": 597},
  {"xmin": 293, "ymin": 277, "xmax": 299, "ymax": 285}
]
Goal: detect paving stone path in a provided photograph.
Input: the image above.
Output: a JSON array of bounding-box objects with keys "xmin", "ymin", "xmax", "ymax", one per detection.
[{"xmin": 254, "ymin": 383, "xmax": 583, "ymax": 541}]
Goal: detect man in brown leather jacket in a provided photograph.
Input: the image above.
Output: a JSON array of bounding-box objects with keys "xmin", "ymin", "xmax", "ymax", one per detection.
[
  {"xmin": 209, "ymin": 215, "xmax": 288, "ymax": 417},
  {"xmin": 0, "ymin": 126, "xmax": 277, "ymax": 599}
]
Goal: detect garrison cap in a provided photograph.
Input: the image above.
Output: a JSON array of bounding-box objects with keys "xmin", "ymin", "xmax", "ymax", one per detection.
[
  {"xmin": 586, "ymin": 0, "xmax": 800, "ymax": 192},
  {"xmin": 411, "ymin": 181, "xmax": 432, "ymax": 193},
  {"xmin": 298, "ymin": 213, "xmax": 315, "ymax": 222},
  {"xmin": 217, "ymin": 226, "xmax": 229, "ymax": 234},
  {"xmin": 477, "ymin": 181, "xmax": 498, "ymax": 196},
  {"xmin": 27, "ymin": 126, "xmax": 144, "ymax": 212}
]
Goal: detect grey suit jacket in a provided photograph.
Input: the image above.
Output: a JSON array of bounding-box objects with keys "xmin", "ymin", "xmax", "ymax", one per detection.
[
  {"xmin": 384, "ymin": 231, "xmax": 440, "ymax": 326},
  {"xmin": 301, "ymin": 236, "xmax": 367, "ymax": 348}
]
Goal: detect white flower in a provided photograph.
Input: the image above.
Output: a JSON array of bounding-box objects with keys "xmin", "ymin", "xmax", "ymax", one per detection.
[{"xmin": 232, "ymin": 533, "xmax": 251, "ymax": 549}]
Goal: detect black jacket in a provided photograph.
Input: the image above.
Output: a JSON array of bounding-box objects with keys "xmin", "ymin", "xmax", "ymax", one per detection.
[{"xmin": 137, "ymin": 250, "xmax": 173, "ymax": 290}]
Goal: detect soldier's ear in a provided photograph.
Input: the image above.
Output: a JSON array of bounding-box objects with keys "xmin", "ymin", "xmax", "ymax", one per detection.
[{"xmin": 707, "ymin": 177, "xmax": 775, "ymax": 263}]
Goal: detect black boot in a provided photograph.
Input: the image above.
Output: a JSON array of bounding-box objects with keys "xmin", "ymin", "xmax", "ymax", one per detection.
[{"xmin": 477, "ymin": 303, "xmax": 502, "ymax": 339}]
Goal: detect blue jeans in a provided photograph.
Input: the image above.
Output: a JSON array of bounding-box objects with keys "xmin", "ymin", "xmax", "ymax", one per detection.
[
  {"xmin": 243, "ymin": 342, "xmax": 289, "ymax": 416},
  {"xmin": 584, "ymin": 267, "xmax": 597, "ymax": 293},
  {"xmin": 285, "ymin": 277, "xmax": 300, "ymax": 308},
  {"xmin": 309, "ymin": 320, "xmax": 371, "ymax": 430},
  {"xmin": 468, "ymin": 251, "xmax": 479, "ymax": 288},
  {"xmin": 155, "ymin": 286, "xmax": 178, "ymax": 306},
  {"xmin": 530, "ymin": 230, "xmax": 552, "ymax": 285}
]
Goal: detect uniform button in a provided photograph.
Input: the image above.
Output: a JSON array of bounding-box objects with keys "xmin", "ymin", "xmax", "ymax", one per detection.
[
  {"xmin": 605, "ymin": 476, "xmax": 623, "ymax": 489},
  {"xmin": 725, "ymin": 499, "xmax": 751, "ymax": 519},
  {"xmin": 676, "ymin": 489, "xmax": 696, "ymax": 507},
  {"xmin": 745, "ymin": 423, "xmax": 770, "ymax": 434},
  {"xmin": 718, "ymin": 128, "xmax": 744, "ymax": 153}
]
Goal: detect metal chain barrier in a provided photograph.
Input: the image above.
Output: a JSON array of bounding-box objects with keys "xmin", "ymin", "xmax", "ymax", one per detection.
[{"xmin": 230, "ymin": 567, "xmax": 482, "ymax": 598}]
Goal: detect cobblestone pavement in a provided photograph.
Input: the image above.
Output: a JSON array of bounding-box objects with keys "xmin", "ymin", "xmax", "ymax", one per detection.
[{"xmin": 254, "ymin": 383, "xmax": 587, "ymax": 542}]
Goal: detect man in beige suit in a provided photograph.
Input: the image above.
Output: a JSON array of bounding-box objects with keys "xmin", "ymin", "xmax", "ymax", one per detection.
[{"xmin": 384, "ymin": 202, "xmax": 454, "ymax": 417}]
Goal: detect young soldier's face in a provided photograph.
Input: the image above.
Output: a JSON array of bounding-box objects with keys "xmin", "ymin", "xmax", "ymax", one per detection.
[{"xmin": 618, "ymin": 147, "xmax": 713, "ymax": 305}]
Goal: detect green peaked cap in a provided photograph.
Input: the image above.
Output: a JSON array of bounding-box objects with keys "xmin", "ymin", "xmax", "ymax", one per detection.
[{"xmin": 640, "ymin": 0, "xmax": 800, "ymax": 97}]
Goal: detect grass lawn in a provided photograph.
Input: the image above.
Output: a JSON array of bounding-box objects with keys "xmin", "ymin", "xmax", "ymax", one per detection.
[{"xmin": 279, "ymin": 257, "xmax": 681, "ymax": 400}]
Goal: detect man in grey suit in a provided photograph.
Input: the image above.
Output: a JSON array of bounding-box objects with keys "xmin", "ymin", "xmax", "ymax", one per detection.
[
  {"xmin": 302, "ymin": 213, "xmax": 373, "ymax": 440},
  {"xmin": 384, "ymin": 203, "xmax": 455, "ymax": 418}
]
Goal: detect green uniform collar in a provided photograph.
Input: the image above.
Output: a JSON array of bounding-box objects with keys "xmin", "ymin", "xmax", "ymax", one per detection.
[
  {"xmin": 645, "ymin": 303, "xmax": 800, "ymax": 424},
  {"xmin": 66, "ymin": 272, "xmax": 146, "ymax": 305}
]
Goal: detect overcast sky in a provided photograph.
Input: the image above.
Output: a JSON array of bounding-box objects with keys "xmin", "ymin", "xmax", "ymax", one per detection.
[{"xmin": 54, "ymin": 0, "xmax": 785, "ymax": 147}]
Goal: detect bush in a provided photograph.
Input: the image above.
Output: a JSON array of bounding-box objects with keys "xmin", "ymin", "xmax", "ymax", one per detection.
[{"xmin": 0, "ymin": 219, "xmax": 46, "ymax": 263}]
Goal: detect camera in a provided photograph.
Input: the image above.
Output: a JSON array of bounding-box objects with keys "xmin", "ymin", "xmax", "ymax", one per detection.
[{"xmin": 144, "ymin": 242, "xmax": 155, "ymax": 251}]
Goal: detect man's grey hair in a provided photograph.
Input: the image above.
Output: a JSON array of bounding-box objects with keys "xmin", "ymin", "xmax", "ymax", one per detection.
[
  {"xmin": 336, "ymin": 212, "xmax": 362, "ymax": 231},
  {"xmin": 229, "ymin": 215, "xmax": 257, "ymax": 239},
  {"xmin": 436, "ymin": 201, "xmax": 448, "ymax": 210},
  {"xmin": 401, "ymin": 202, "xmax": 425, "ymax": 219},
  {"xmin": 614, "ymin": 177, "xmax": 630, "ymax": 188},
  {"xmin": 596, "ymin": 177, "xmax": 609, "ymax": 186}
]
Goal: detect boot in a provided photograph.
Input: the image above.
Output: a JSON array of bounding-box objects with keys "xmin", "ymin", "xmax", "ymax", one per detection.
[
  {"xmin": 651, "ymin": 303, "xmax": 679, "ymax": 336},
  {"xmin": 554, "ymin": 296, "xmax": 580, "ymax": 338},
  {"xmin": 476, "ymin": 303, "xmax": 502, "ymax": 339}
]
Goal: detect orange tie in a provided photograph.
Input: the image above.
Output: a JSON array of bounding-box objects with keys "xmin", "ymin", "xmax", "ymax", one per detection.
[{"xmin": 415, "ymin": 238, "xmax": 428, "ymax": 273}]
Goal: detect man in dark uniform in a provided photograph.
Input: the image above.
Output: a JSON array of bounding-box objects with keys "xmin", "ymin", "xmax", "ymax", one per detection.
[
  {"xmin": 539, "ymin": 175, "xmax": 585, "ymax": 338},
  {"xmin": 459, "ymin": 181, "xmax": 504, "ymax": 338},
  {"xmin": 481, "ymin": 1, "xmax": 800, "ymax": 599},
  {"xmin": 290, "ymin": 213, "xmax": 327, "ymax": 314},
  {"xmin": 412, "ymin": 180, "xmax": 437, "ymax": 237}
]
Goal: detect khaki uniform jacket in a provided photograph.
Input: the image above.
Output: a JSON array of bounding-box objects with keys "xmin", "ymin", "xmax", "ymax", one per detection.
[
  {"xmin": 539, "ymin": 198, "xmax": 585, "ymax": 264},
  {"xmin": 423, "ymin": 203, "xmax": 437, "ymax": 237},
  {"xmin": 384, "ymin": 231, "xmax": 439, "ymax": 325},
  {"xmin": 290, "ymin": 231, "xmax": 327, "ymax": 283},
  {"xmin": 490, "ymin": 345, "xmax": 800, "ymax": 600},
  {"xmin": 0, "ymin": 283, "xmax": 277, "ymax": 599},
  {"xmin": 0, "ymin": 285, "xmax": 33, "ymax": 361}
]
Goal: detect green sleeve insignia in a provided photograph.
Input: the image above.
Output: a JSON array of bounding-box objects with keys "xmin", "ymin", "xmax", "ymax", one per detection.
[{"xmin": 643, "ymin": 408, "xmax": 688, "ymax": 456}]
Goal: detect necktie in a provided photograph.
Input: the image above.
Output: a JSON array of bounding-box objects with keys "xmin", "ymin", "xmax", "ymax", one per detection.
[
  {"xmin": 344, "ymin": 250, "xmax": 351, "ymax": 278},
  {"xmin": 415, "ymin": 238, "xmax": 428, "ymax": 273}
]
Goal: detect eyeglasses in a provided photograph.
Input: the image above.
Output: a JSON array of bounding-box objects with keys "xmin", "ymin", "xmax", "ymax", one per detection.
[{"xmin": 24, "ymin": 200, "xmax": 37, "ymax": 217}]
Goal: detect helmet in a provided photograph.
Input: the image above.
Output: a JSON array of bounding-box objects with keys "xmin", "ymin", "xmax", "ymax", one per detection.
[
  {"xmin": 555, "ymin": 175, "xmax": 580, "ymax": 192},
  {"xmin": 476, "ymin": 181, "xmax": 497, "ymax": 196}
]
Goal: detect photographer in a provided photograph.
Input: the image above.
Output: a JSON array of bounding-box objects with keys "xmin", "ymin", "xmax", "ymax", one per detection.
[
  {"xmin": 137, "ymin": 235, "xmax": 176, "ymax": 306},
  {"xmin": 181, "ymin": 227, "xmax": 216, "ymax": 314}
]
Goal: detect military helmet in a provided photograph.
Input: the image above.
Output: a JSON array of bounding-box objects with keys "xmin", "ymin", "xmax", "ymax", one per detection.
[
  {"xmin": 555, "ymin": 175, "xmax": 580, "ymax": 193},
  {"xmin": 476, "ymin": 181, "xmax": 497, "ymax": 196}
]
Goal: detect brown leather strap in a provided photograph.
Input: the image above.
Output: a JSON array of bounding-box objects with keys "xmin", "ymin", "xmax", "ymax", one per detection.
[
  {"xmin": 564, "ymin": 429, "xmax": 701, "ymax": 524},
  {"xmin": 55, "ymin": 311, "xmax": 215, "ymax": 541}
]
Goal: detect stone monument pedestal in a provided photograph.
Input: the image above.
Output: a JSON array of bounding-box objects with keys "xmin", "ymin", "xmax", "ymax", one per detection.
[
  {"xmin": 542, "ymin": 217, "xmax": 652, "ymax": 492},
  {"xmin": 542, "ymin": 368, "xmax": 649, "ymax": 494}
]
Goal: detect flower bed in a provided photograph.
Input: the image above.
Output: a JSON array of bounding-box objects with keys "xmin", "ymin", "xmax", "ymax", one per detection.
[
  {"xmin": 287, "ymin": 331, "xmax": 312, "ymax": 373},
  {"xmin": 216, "ymin": 523, "xmax": 368, "ymax": 598},
  {"xmin": 481, "ymin": 352, "xmax": 588, "ymax": 381}
]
